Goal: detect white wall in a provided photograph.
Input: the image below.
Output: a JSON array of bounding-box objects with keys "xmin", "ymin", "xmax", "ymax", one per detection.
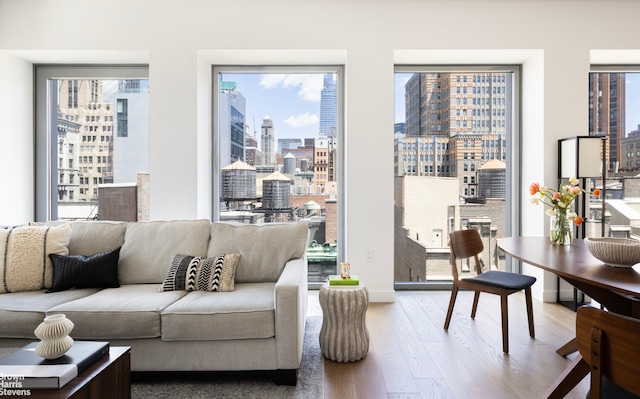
[
  {"xmin": 0, "ymin": 52, "xmax": 33, "ymax": 225},
  {"xmin": 3, "ymin": 0, "xmax": 640, "ymax": 302}
]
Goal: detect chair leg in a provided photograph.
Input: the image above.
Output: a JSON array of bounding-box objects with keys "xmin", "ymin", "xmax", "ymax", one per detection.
[
  {"xmin": 444, "ymin": 285, "xmax": 459, "ymax": 330},
  {"xmin": 525, "ymin": 287, "xmax": 535, "ymax": 338},
  {"xmin": 500, "ymin": 293, "xmax": 509, "ymax": 354},
  {"xmin": 471, "ymin": 291, "xmax": 481, "ymax": 319}
]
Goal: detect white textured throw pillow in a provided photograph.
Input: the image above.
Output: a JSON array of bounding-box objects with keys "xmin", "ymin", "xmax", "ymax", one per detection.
[{"xmin": 0, "ymin": 224, "xmax": 72, "ymax": 293}]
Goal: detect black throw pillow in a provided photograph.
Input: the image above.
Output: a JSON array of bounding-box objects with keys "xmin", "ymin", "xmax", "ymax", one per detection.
[{"xmin": 47, "ymin": 247, "xmax": 121, "ymax": 293}]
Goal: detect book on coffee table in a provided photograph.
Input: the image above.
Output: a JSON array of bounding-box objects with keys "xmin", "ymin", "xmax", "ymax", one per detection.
[
  {"xmin": 0, "ymin": 341, "xmax": 109, "ymax": 389},
  {"xmin": 328, "ymin": 274, "xmax": 360, "ymax": 286}
]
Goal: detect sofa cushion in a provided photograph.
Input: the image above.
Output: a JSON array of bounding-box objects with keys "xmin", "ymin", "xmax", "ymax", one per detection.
[
  {"xmin": 161, "ymin": 282, "xmax": 276, "ymax": 341},
  {"xmin": 47, "ymin": 247, "xmax": 121, "ymax": 293},
  {"xmin": 207, "ymin": 222, "xmax": 308, "ymax": 283},
  {"xmin": 160, "ymin": 253, "xmax": 240, "ymax": 292},
  {"xmin": 47, "ymin": 284, "xmax": 187, "ymax": 339},
  {"xmin": 119, "ymin": 220, "xmax": 211, "ymax": 284},
  {"xmin": 0, "ymin": 224, "xmax": 72, "ymax": 293},
  {"xmin": 0, "ymin": 288, "xmax": 101, "ymax": 338},
  {"xmin": 67, "ymin": 221, "xmax": 127, "ymax": 256}
]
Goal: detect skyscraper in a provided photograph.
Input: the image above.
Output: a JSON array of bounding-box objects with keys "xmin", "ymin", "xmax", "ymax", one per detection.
[
  {"xmin": 401, "ymin": 72, "xmax": 511, "ymax": 198},
  {"xmin": 261, "ymin": 116, "xmax": 275, "ymax": 166},
  {"xmin": 319, "ymin": 73, "xmax": 337, "ymax": 137},
  {"xmin": 589, "ymin": 73, "xmax": 625, "ymax": 171},
  {"xmin": 219, "ymin": 82, "xmax": 247, "ymax": 168},
  {"xmin": 112, "ymin": 80, "xmax": 150, "ymax": 184},
  {"xmin": 57, "ymin": 79, "xmax": 114, "ymax": 202}
]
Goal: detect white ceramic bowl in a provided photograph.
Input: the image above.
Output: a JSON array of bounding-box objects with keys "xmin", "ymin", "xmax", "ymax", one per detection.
[{"xmin": 584, "ymin": 237, "xmax": 640, "ymax": 268}]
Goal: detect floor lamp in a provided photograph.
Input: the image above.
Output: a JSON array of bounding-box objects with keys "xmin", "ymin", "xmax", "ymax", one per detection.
[
  {"xmin": 558, "ymin": 135, "xmax": 607, "ymax": 239},
  {"xmin": 557, "ymin": 135, "xmax": 606, "ymax": 311}
]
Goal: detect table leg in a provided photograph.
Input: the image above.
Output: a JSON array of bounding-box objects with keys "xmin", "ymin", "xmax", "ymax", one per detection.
[
  {"xmin": 542, "ymin": 355, "xmax": 590, "ymax": 399},
  {"xmin": 556, "ymin": 337, "xmax": 578, "ymax": 357}
]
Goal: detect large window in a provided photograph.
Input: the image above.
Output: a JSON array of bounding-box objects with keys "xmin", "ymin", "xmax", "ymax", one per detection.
[
  {"xmin": 35, "ymin": 66, "xmax": 149, "ymax": 222},
  {"xmin": 394, "ymin": 66, "xmax": 519, "ymax": 288},
  {"xmin": 586, "ymin": 68, "xmax": 640, "ymax": 240},
  {"xmin": 213, "ymin": 66, "xmax": 343, "ymax": 287}
]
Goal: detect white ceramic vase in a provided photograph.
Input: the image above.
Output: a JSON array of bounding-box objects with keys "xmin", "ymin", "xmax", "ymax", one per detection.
[{"xmin": 34, "ymin": 314, "xmax": 74, "ymax": 359}]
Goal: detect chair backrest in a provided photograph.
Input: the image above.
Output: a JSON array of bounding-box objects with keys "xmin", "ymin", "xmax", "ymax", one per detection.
[
  {"xmin": 576, "ymin": 306, "xmax": 640, "ymax": 399},
  {"xmin": 449, "ymin": 229, "xmax": 484, "ymax": 280}
]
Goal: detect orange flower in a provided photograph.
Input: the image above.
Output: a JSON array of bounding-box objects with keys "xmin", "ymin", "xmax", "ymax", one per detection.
[
  {"xmin": 593, "ymin": 188, "xmax": 601, "ymax": 197},
  {"xmin": 529, "ymin": 182, "xmax": 540, "ymax": 195},
  {"xmin": 574, "ymin": 216, "xmax": 585, "ymax": 226}
]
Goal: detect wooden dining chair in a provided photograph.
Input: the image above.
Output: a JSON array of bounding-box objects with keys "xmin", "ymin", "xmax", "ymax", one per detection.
[
  {"xmin": 443, "ymin": 229, "xmax": 536, "ymax": 353},
  {"xmin": 576, "ymin": 306, "xmax": 640, "ymax": 399}
]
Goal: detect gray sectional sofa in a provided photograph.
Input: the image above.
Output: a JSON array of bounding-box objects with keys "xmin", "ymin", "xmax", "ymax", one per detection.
[{"xmin": 0, "ymin": 220, "xmax": 309, "ymax": 384}]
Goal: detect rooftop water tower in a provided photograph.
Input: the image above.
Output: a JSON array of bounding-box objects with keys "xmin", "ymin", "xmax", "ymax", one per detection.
[
  {"xmin": 221, "ymin": 160, "xmax": 256, "ymax": 201},
  {"xmin": 477, "ymin": 159, "xmax": 506, "ymax": 200}
]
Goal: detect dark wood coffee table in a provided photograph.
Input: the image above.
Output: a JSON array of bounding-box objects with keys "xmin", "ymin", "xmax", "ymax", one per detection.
[{"xmin": 0, "ymin": 346, "xmax": 131, "ymax": 399}]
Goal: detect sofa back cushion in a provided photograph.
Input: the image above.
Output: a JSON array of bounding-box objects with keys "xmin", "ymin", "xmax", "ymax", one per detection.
[
  {"xmin": 119, "ymin": 220, "xmax": 211, "ymax": 284},
  {"xmin": 67, "ymin": 221, "xmax": 127, "ymax": 256},
  {"xmin": 207, "ymin": 222, "xmax": 308, "ymax": 283}
]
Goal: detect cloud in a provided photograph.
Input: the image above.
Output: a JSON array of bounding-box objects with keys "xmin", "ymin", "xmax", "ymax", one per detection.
[
  {"xmin": 284, "ymin": 113, "xmax": 319, "ymax": 128},
  {"xmin": 260, "ymin": 74, "xmax": 323, "ymax": 102}
]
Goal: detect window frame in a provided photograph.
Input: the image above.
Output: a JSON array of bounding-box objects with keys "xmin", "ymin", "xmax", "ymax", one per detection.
[
  {"xmin": 394, "ymin": 64, "xmax": 522, "ymax": 289},
  {"xmin": 212, "ymin": 65, "xmax": 345, "ymax": 288},
  {"xmin": 34, "ymin": 65, "xmax": 149, "ymax": 221}
]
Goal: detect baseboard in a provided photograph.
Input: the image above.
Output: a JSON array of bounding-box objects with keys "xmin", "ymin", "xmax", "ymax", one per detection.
[{"xmin": 368, "ymin": 289, "xmax": 395, "ymax": 303}]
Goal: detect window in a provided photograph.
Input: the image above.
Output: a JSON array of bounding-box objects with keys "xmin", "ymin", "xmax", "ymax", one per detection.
[
  {"xmin": 116, "ymin": 99, "xmax": 128, "ymax": 137},
  {"xmin": 213, "ymin": 66, "xmax": 343, "ymax": 288},
  {"xmin": 35, "ymin": 67, "xmax": 149, "ymax": 221},
  {"xmin": 394, "ymin": 66, "xmax": 518, "ymax": 287},
  {"xmin": 587, "ymin": 68, "xmax": 640, "ymax": 239}
]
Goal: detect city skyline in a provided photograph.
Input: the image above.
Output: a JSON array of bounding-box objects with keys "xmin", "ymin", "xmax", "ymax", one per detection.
[
  {"xmin": 397, "ymin": 72, "xmax": 640, "ymax": 138},
  {"xmin": 220, "ymin": 73, "xmax": 327, "ymax": 141}
]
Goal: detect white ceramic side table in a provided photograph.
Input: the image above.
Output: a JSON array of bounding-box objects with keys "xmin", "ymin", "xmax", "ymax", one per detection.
[{"xmin": 319, "ymin": 282, "xmax": 369, "ymax": 362}]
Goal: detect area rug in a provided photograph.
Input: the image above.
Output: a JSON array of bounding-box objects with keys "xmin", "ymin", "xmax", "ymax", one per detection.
[{"xmin": 131, "ymin": 316, "xmax": 323, "ymax": 399}]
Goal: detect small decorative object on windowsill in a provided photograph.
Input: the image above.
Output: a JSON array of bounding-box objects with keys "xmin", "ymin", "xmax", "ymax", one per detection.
[
  {"xmin": 339, "ymin": 262, "xmax": 351, "ymax": 279},
  {"xmin": 34, "ymin": 314, "xmax": 75, "ymax": 359},
  {"xmin": 530, "ymin": 178, "xmax": 601, "ymax": 246}
]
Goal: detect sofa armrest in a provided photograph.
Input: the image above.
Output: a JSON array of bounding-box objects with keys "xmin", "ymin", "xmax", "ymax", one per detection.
[{"xmin": 274, "ymin": 256, "xmax": 308, "ymax": 370}]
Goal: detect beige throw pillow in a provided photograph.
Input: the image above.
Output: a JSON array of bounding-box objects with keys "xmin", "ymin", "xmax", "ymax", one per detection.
[{"xmin": 0, "ymin": 224, "xmax": 72, "ymax": 293}]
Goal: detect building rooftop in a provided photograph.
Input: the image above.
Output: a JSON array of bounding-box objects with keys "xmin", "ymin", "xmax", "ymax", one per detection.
[
  {"xmin": 222, "ymin": 160, "xmax": 255, "ymax": 171},
  {"xmin": 479, "ymin": 159, "xmax": 506, "ymax": 170}
]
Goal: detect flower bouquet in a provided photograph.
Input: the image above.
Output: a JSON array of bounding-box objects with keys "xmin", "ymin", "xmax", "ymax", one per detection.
[{"xmin": 529, "ymin": 178, "xmax": 600, "ymax": 245}]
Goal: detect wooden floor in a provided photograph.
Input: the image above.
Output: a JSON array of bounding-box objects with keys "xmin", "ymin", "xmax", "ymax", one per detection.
[{"xmin": 314, "ymin": 290, "xmax": 591, "ymax": 399}]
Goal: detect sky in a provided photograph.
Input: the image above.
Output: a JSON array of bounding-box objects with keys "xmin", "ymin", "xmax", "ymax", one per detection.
[
  {"xmin": 626, "ymin": 73, "xmax": 640, "ymax": 133},
  {"xmin": 221, "ymin": 73, "xmax": 326, "ymax": 141},
  {"xmin": 395, "ymin": 73, "xmax": 412, "ymax": 124}
]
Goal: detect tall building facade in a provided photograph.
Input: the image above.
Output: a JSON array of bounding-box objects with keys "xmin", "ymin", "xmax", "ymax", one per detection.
[
  {"xmin": 112, "ymin": 80, "xmax": 150, "ymax": 184},
  {"xmin": 56, "ymin": 116, "xmax": 81, "ymax": 203},
  {"xmin": 58, "ymin": 80, "xmax": 114, "ymax": 202},
  {"xmin": 589, "ymin": 73, "xmax": 625, "ymax": 172},
  {"xmin": 314, "ymin": 137, "xmax": 329, "ymax": 193},
  {"xmin": 245, "ymin": 133, "xmax": 263, "ymax": 167},
  {"xmin": 400, "ymin": 72, "xmax": 511, "ymax": 198},
  {"xmin": 219, "ymin": 82, "xmax": 247, "ymax": 168},
  {"xmin": 319, "ymin": 73, "xmax": 337, "ymax": 137},
  {"xmin": 261, "ymin": 116, "xmax": 275, "ymax": 166}
]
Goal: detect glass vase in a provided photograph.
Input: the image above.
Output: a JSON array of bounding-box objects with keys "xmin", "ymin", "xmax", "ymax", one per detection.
[{"xmin": 550, "ymin": 213, "xmax": 573, "ymax": 246}]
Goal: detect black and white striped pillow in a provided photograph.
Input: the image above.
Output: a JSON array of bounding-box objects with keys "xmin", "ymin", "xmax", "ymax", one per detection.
[{"xmin": 160, "ymin": 253, "xmax": 240, "ymax": 292}]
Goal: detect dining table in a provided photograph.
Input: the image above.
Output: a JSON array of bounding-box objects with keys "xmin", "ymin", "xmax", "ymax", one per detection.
[{"xmin": 498, "ymin": 236, "xmax": 640, "ymax": 399}]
